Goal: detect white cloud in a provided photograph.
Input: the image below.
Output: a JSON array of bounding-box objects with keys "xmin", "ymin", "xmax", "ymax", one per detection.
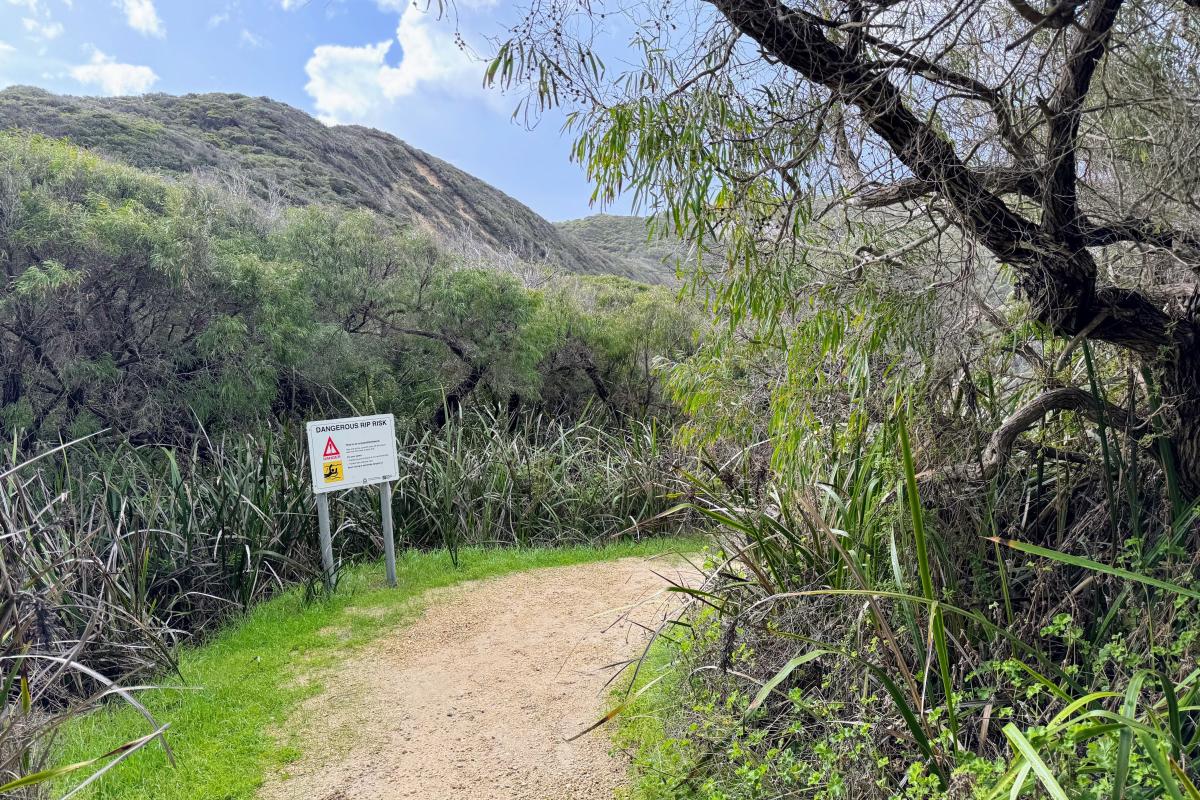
[
  {"xmin": 0, "ymin": 40, "xmax": 13, "ymax": 54},
  {"xmin": 13, "ymin": 0, "xmax": 64, "ymax": 42},
  {"xmin": 304, "ymin": 5, "xmax": 493, "ymax": 124},
  {"xmin": 116, "ymin": 0, "xmax": 164, "ymax": 38},
  {"xmin": 280, "ymin": 0, "xmax": 355, "ymax": 19},
  {"xmin": 239, "ymin": 28, "xmax": 264, "ymax": 48},
  {"xmin": 22, "ymin": 16, "xmax": 63, "ymax": 40},
  {"xmin": 379, "ymin": 6, "xmax": 483, "ymax": 98},
  {"xmin": 70, "ymin": 49, "xmax": 158, "ymax": 95},
  {"xmin": 305, "ymin": 40, "xmax": 391, "ymax": 123},
  {"xmin": 375, "ymin": 0, "xmax": 496, "ymax": 12},
  {"xmin": 207, "ymin": 12, "xmax": 230, "ymax": 28}
]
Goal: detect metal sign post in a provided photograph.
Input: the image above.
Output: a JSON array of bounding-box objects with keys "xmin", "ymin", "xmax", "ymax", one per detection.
[
  {"xmin": 380, "ymin": 481, "xmax": 397, "ymax": 587},
  {"xmin": 316, "ymin": 492, "xmax": 334, "ymax": 592},
  {"xmin": 305, "ymin": 413, "xmax": 401, "ymax": 590}
]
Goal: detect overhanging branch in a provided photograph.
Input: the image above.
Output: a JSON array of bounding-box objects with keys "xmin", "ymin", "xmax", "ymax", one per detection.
[
  {"xmin": 708, "ymin": 0, "xmax": 1182, "ymax": 356},
  {"xmin": 397, "ymin": 328, "xmax": 473, "ymax": 363},
  {"xmin": 850, "ymin": 167, "xmax": 1040, "ymax": 210},
  {"xmin": 1081, "ymin": 217, "xmax": 1200, "ymax": 259},
  {"xmin": 981, "ymin": 387, "xmax": 1144, "ymax": 478}
]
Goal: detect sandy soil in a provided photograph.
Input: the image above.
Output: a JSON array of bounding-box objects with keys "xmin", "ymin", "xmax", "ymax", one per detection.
[{"xmin": 258, "ymin": 555, "xmax": 695, "ymax": 800}]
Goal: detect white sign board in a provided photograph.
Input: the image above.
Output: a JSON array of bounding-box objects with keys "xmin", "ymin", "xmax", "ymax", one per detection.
[{"xmin": 306, "ymin": 414, "xmax": 399, "ymax": 494}]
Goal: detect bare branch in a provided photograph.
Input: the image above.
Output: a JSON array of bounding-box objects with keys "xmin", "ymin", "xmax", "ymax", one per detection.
[
  {"xmin": 1041, "ymin": 0, "xmax": 1125, "ymax": 239},
  {"xmin": 931, "ymin": 386, "xmax": 1146, "ymax": 485},
  {"xmin": 1081, "ymin": 217, "xmax": 1200, "ymax": 258},
  {"xmin": 1005, "ymin": 0, "xmax": 1087, "ymax": 29},
  {"xmin": 850, "ymin": 167, "xmax": 1040, "ymax": 209},
  {"xmin": 396, "ymin": 328, "xmax": 474, "ymax": 363},
  {"xmin": 980, "ymin": 386, "xmax": 1144, "ymax": 478}
]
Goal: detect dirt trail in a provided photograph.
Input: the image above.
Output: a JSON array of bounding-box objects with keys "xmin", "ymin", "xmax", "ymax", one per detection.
[{"xmin": 258, "ymin": 555, "xmax": 695, "ymax": 800}]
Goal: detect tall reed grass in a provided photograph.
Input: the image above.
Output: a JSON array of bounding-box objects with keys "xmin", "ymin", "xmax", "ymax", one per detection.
[
  {"xmin": 641, "ymin": 403, "xmax": 1200, "ymax": 798},
  {"xmin": 0, "ymin": 409, "xmax": 688, "ymax": 796}
]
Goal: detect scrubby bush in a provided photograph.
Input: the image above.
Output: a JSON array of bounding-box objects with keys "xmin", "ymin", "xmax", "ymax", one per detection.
[{"xmin": 0, "ymin": 133, "xmax": 702, "ymax": 449}]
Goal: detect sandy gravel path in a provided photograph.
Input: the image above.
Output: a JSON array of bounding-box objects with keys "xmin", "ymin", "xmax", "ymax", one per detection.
[{"xmin": 258, "ymin": 555, "xmax": 694, "ymax": 800}]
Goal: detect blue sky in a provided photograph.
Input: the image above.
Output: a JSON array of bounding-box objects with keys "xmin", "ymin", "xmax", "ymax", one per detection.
[{"xmin": 0, "ymin": 0, "xmax": 628, "ymax": 221}]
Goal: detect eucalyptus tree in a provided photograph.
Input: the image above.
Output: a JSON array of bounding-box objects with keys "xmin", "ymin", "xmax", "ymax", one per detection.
[{"xmin": 489, "ymin": 0, "xmax": 1200, "ymax": 494}]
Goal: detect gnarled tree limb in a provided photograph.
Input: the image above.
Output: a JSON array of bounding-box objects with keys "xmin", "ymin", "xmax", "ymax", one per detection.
[
  {"xmin": 925, "ymin": 387, "xmax": 1145, "ymax": 486},
  {"xmin": 1041, "ymin": 0, "xmax": 1124, "ymax": 241},
  {"xmin": 850, "ymin": 167, "xmax": 1040, "ymax": 209},
  {"xmin": 979, "ymin": 386, "xmax": 1145, "ymax": 479}
]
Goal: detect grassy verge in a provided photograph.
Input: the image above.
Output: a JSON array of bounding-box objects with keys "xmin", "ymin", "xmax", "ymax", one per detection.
[
  {"xmin": 53, "ymin": 538, "xmax": 698, "ymax": 800},
  {"xmin": 612, "ymin": 616, "xmax": 702, "ymax": 800}
]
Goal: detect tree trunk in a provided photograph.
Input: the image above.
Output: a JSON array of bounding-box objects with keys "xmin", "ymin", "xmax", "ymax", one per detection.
[
  {"xmin": 505, "ymin": 392, "xmax": 522, "ymax": 433},
  {"xmin": 706, "ymin": 0, "xmax": 1200, "ymax": 500},
  {"xmin": 1, "ymin": 365, "xmax": 19, "ymax": 407},
  {"xmin": 431, "ymin": 362, "xmax": 486, "ymax": 430}
]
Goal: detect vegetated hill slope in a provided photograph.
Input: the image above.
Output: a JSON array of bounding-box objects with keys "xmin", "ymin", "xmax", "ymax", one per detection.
[
  {"xmin": 555, "ymin": 214, "xmax": 684, "ymax": 284},
  {"xmin": 0, "ymin": 86, "xmax": 660, "ymax": 278}
]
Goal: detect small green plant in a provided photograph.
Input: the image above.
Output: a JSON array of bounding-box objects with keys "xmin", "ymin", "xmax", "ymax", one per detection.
[{"xmin": 613, "ymin": 407, "xmax": 1200, "ymax": 799}]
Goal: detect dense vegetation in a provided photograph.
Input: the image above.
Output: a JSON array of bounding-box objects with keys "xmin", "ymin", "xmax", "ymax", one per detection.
[
  {"xmin": 492, "ymin": 0, "xmax": 1200, "ymax": 797},
  {"xmin": 0, "ymin": 86, "xmax": 674, "ymax": 283},
  {"xmin": 0, "ymin": 132, "xmax": 693, "ymax": 444},
  {"xmin": 556, "ymin": 214, "xmax": 685, "ymax": 284},
  {"xmin": 7, "ymin": 0, "xmax": 1200, "ymax": 793},
  {"xmin": 0, "ymin": 131, "xmax": 699, "ymax": 795}
]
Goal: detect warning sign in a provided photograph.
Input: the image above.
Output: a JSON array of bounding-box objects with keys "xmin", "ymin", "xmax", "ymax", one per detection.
[
  {"xmin": 322, "ymin": 437, "xmax": 341, "ymax": 459},
  {"xmin": 305, "ymin": 414, "xmax": 399, "ymax": 494}
]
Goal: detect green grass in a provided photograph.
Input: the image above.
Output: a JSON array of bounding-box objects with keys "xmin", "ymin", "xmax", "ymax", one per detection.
[
  {"xmin": 612, "ymin": 625, "xmax": 696, "ymax": 800},
  {"xmin": 53, "ymin": 538, "xmax": 698, "ymax": 800}
]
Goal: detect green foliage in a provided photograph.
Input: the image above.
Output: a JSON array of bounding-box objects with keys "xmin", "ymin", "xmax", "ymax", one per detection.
[
  {"xmin": 428, "ymin": 267, "xmax": 549, "ymax": 399},
  {"xmin": 8, "ymin": 259, "xmax": 81, "ymax": 299},
  {"xmin": 0, "ymin": 133, "xmax": 287, "ymax": 440},
  {"xmin": 556, "ymin": 214, "xmax": 682, "ymax": 284},
  {"xmin": 0, "ymin": 132, "xmax": 702, "ymax": 447},
  {"xmin": 399, "ymin": 409, "xmax": 684, "ymax": 559},
  {"xmin": 544, "ymin": 274, "xmax": 700, "ymax": 415},
  {"xmin": 614, "ymin": 407, "xmax": 1200, "ymax": 799}
]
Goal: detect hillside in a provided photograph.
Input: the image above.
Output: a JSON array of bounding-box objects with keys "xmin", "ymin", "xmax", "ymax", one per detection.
[
  {"xmin": 555, "ymin": 215, "xmax": 683, "ymax": 284},
  {"xmin": 0, "ymin": 86, "xmax": 670, "ymax": 281}
]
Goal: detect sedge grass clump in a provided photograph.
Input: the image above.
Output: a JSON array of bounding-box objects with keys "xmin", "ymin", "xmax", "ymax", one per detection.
[
  {"xmin": 397, "ymin": 409, "xmax": 681, "ymax": 560},
  {"xmin": 1, "ymin": 409, "xmax": 692, "ymax": 796},
  {"xmin": 620, "ymin": 405, "xmax": 1200, "ymax": 799}
]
